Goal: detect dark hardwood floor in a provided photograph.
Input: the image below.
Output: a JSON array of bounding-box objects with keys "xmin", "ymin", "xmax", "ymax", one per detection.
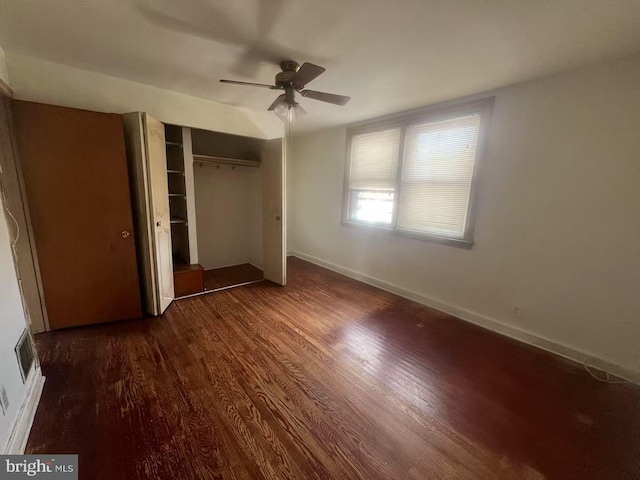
[
  {"xmin": 204, "ymin": 263, "xmax": 264, "ymax": 291},
  {"xmin": 28, "ymin": 257, "xmax": 640, "ymax": 479}
]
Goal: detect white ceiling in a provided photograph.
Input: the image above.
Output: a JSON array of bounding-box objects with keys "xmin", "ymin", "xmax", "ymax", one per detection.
[{"xmin": 1, "ymin": 0, "xmax": 640, "ymax": 132}]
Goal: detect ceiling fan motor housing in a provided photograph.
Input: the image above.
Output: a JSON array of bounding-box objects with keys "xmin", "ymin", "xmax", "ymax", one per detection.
[
  {"xmin": 280, "ymin": 60, "xmax": 299, "ymax": 73},
  {"xmin": 275, "ymin": 61, "xmax": 300, "ymax": 105},
  {"xmin": 275, "ymin": 62, "xmax": 299, "ymax": 91}
]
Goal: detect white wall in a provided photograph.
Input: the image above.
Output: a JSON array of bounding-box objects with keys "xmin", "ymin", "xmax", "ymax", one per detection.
[
  {"xmin": 289, "ymin": 54, "xmax": 640, "ymax": 379},
  {"xmin": 0, "ymin": 194, "xmax": 31, "ymax": 450},
  {"xmin": 0, "ymin": 47, "xmax": 33, "ymax": 451},
  {"xmin": 194, "ymin": 164, "xmax": 262, "ymax": 270},
  {"xmin": 0, "ymin": 48, "xmax": 42, "ymax": 452},
  {"xmin": 5, "ymin": 53, "xmax": 282, "ymax": 140}
]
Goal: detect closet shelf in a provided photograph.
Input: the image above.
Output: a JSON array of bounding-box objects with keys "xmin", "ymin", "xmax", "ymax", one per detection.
[
  {"xmin": 165, "ymin": 141, "xmax": 183, "ymax": 147},
  {"xmin": 168, "ymin": 193, "xmax": 186, "ymax": 197},
  {"xmin": 167, "ymin": 169, "xmax": 184, "ymax": 175},
  {"xmin": 193, "ymin": 154, "xmax": 260, "ymax": 168},
  {"xmin": 170, "ymin": 217, "xmax": 187, "ymax": 225}
]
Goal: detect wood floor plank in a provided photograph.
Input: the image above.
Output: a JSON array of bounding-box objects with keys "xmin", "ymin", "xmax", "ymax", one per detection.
[{"xmin": 27, "ymin": 257, "xmax": 640, "ymax": 479}]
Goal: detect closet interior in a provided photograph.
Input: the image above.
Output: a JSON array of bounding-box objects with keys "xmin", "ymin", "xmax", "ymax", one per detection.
[
  {"xmin": 190, "ymin": 128, "xmax": 265, "ymax": 291},
  {"xmin": 167, "ymin": 126, "xmax": 268, "ymax": 295}
]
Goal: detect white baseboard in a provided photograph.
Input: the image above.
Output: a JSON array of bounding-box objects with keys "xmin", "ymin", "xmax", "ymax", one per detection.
[
  {"xmin": 3, "ymin": 368, "xmax": 45, "ymax": 454},
  {"xmin": 291, "ymin": 250, "xmax": 640, "ymax": 384}
]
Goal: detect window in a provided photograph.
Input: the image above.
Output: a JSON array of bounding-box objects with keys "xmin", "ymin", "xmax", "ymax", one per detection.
[{"xmin": 343, "ymin": 98, "xmax": 492, "ymax": 247}]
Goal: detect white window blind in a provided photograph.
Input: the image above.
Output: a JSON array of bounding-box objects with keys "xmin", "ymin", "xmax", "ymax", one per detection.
[
  {"xmin": 397, "ymin": 114, "xmax": 481, "ymax": 238},
  {"xmin": 347, "ymin": 128, "xmax": 401, "ymax": 225},
  {"xmin": 349, "ymin": 129, "xmax": 401, "ymax": 191},
  {"xmin": 343, "ymin": 98, "xmax": 491, "ymax": 246}
]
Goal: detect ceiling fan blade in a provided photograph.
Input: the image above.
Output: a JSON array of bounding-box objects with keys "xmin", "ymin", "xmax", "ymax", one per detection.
[
  {"xmin": 293, "ymin": 63, "xmax": 326, "ymax": 87},
  {"xmin": 268, "ymin": 94, "xmax": 287, "ymax": 111},
  {"xmin": 301, "ymin": 90, "xmax": 351, "ymax": 106},
  {"xmin": 219, "ymin": 79, "xmax": 277, "ymax": 89}
]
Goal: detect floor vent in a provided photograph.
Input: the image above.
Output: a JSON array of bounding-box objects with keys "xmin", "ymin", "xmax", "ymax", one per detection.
[{"xmin": 15, "ymin": 329, "xmax": 35, "ymax": 383}]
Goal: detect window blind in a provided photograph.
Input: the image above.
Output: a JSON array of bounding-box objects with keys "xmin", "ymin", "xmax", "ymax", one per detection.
[
  {"xmin": 343, "ymin": 98, "xmax": 491, "ymax": 245},
  {"xmin": 349, "ymin": 128, "xmax": 401, "ymax": 191},
  {"xmin": 397, "ymin": 114, "xmax": 481, "ymax": 238}
]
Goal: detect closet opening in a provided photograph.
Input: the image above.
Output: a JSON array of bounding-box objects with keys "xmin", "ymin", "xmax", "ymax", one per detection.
[
  {"xmin": 124, "ymin": 112, "xmax": 285, "ymax": 314},
  {"xmin": 164, "ymin": 124, "xmax": 284, "ymax": 298}
]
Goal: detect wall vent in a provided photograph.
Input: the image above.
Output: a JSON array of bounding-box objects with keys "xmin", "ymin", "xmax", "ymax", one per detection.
[{"xmin": 15, "ymin": 329, "xmax": 35, "ymax": 383}]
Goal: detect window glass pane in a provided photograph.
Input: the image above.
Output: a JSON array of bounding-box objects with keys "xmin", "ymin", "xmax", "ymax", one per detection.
[
  {"xmin": 350, "ymin": 190, "xmax": 394, "ymax": 225},
  {"xmin": 398, "ymin": 114, "xmax": 481, "ymax": 238}
]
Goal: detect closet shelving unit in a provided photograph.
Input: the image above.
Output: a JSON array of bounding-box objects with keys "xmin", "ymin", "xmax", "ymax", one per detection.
[
  {"xmin": 191, "ymin": 129, "xmax": 263, "ymax": 170},
  {"xmin": 193, "ymin": 154, "xmax": 260, "ymax": 168},
  {"xmin": 165, "ymin": 126, "xmax": 190, "ymax": 262},
  {"xmin": 165, "ymin": 124, "xmax": 203, "ymax": 297}
]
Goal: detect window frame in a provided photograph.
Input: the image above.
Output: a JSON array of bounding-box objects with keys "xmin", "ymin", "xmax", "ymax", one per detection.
[{"xmin": 342, "ymin": 97, "xmax": 494, "ymax": 248}]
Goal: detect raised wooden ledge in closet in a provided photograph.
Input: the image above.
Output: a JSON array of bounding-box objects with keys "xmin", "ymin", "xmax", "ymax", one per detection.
[{"xmin": 173, "ymin": 263, "xmax": 204, "ymax": 297}]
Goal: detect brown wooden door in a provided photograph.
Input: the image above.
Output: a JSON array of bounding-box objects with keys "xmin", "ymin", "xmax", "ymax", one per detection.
[{"xmin": 12, "ymin": 101, "xmax": 142, "ymax": 329}]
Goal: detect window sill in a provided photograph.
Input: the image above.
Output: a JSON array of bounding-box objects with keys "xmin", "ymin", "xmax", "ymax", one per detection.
[{"xmin": 340, "ymin": 220, "xmax": 474, "ymax": 249}]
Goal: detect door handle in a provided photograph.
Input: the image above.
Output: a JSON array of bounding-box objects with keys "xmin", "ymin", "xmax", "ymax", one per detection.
[
  {"xmin": 276, "ymin": 215, "xmax": 281, "ymax": 221},
  {"xmin": 121, "ymin": 230, "xmax": 131, "ymax": 239}
]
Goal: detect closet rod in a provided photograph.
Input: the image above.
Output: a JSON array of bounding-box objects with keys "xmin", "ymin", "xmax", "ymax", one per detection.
[{"xmin": 193, "ymin": 154, "xmax": 260, "ymax": 168}]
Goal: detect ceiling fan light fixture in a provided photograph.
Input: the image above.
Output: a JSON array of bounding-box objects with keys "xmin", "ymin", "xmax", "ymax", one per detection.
[
  {"xmin": 273, "ymin": 101, "xmax": 289, "ymax": 120},
  {"xmin": 274, "ymin": 102, "xmax": 306, "ymax": 123}
]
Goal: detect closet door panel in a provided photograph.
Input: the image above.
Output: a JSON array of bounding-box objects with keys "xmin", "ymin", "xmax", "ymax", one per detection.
[
  {"xmin": 143, "ymin": 113, "xmax": 174, "ymax": 313},
  {"xmin": 12, "ymin": 101, "xmax": 142, "ymax": 329},
  {"xmin": 123, "ymin": 112, "xmax": 158, "ymax": 315},
  {"xmin": 262, "ymin": 137, "xmax": 286, "ymax": 285}
]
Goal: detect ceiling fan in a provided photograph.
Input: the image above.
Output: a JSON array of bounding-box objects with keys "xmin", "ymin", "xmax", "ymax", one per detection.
[{"xmin": 220, "ymin": 61, "xmax": 350, "ymax": 121}]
